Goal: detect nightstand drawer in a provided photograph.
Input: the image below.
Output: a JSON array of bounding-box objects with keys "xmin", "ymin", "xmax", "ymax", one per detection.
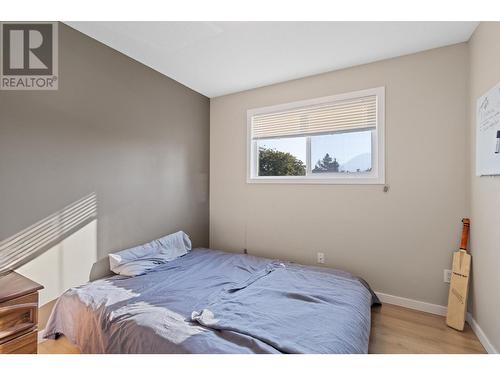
[
  {"xmin": 0, "ymin": 292, "xmax": 38, "ymax": 343},
  {"xmin": 0, "ymin": 329, "xmax": 37, "ymax": 354}
]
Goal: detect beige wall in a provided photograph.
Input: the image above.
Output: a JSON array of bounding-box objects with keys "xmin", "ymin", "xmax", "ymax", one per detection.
[
  {"xmin": 0, "ymin": 24, "xmax": 210, "ymax": 284},
  {"xmin": 468, "ymin": 22, "xmax": 500, "ymax": 352},
  {"xmin": 210, "ymin": 44, "xmax": 469, "ymax": 307}
]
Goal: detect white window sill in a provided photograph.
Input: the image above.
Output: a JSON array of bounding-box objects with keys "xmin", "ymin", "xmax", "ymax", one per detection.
[{"xmin": 247, "ymin": 176, "xmax": 385, "ymax": 185}]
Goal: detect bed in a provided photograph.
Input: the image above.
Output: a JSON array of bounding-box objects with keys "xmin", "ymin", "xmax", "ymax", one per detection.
[{"xmin": 44, "ymin": 248, "xmax": 379, "ymax": 353}]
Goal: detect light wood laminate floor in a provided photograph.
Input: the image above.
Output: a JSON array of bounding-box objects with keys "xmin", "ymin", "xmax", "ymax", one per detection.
[
  {"xmin": 38, "ymin": 303, "xmax": 486, "ymax": 354},
  {"xmin": 369, "ymin": 304, "xmax": 485, "ymax": 353}
]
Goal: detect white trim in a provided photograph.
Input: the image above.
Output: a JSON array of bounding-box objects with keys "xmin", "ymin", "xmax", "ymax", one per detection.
[
  {"xmin": 305, "ymin": 136, "xmax": 312, "ymax": 176},
  {"xmin": 38, "ymin": 329, "xmax": 47, "ymax": 344},
  {"xmin": 375, "ymin": 291, "xmax": 498, "ymax": 354},
  {"xmin": 246, "ymin": 176, "xmax": 384, "ymax": 185},
  {"xmin": 246, "ymin": 87, "xmax": 385, "ymax": 185},
  {"xmin": 375, "ymin": 291, "xmax": 448, "ymax": 316},
  {"xmin": 466, "ymin": 313, "xmax": 498, "ymax": 354}
]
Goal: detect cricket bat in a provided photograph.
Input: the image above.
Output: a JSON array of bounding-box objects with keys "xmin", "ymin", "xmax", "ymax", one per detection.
[{"xmin": 446, "ymin": 218, "xmax": 471, "ymax": 331}]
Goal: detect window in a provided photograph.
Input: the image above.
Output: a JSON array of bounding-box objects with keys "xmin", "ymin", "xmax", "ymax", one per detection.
[{"xmin": 247, "ymin": 87, "xmax": 385, "ymax": 184}]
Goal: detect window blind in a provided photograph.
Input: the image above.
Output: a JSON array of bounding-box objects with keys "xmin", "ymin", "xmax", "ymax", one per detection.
[{"xmin": 251, "ymin": 95, "xmax": 377, "ymax": 140}]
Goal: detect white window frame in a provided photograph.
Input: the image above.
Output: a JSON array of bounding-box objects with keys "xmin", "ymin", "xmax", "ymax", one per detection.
[{"xmin": 247, "ymin": 87, "xmax": 385, "ymax": 185}]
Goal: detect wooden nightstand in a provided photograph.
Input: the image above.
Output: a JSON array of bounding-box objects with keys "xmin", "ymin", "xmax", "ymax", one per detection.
[{"xmin": 0, "ymin": 272, "xmax": 43, "ymax": 354}]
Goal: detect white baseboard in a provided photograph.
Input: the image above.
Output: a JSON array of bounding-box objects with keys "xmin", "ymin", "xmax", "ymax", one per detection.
[
  {"xmin": 37, "ymin": 329, "xmax": 47, "ymax": 344},
  {"xmin": 375, "ymin": 291, "xmax": 448, "ymax": 316},
  {"xmin": 466, "ymin": 313, "xmax": 498, "ymax": 354},
  {"xmin": 375, "ymin": 291, "xmax": 497, "ymax": 354}
]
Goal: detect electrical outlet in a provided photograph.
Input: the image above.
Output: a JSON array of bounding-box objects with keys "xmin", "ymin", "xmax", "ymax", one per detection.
[
  {"xmin": 444, "ymin": 269, "xmax": 452, "ymax": 283},
  {"xmin": 317, "ymin": 252, "xmax": 325, "ymax": 264}
]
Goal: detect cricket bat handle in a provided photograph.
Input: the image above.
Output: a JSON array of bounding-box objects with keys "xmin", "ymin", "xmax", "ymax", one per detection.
[{"xmin": 460, "ymin": 218, "xmax": 470, "ymax": 251}]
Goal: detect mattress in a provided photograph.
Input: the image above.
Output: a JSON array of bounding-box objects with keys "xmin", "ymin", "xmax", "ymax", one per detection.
[{"xmin": 44, "ymin": 248, "xmax": 379, "ymax": 353}]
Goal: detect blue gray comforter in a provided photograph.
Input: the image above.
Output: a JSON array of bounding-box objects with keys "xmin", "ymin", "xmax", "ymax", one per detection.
[{"xmin": 44, "ymin": 248, "xmax": 379, "ymax": 353}]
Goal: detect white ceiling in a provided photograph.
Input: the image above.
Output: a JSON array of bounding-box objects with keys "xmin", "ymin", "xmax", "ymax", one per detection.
[{"xmin": 66, "ymin": 22, "xmax": 478, "ymax": 98}]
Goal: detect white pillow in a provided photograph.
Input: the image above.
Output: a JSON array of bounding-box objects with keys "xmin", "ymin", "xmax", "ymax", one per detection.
[{"xmin": 109, "ymin": 231, "xmax": 191, "ymax": 276}]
